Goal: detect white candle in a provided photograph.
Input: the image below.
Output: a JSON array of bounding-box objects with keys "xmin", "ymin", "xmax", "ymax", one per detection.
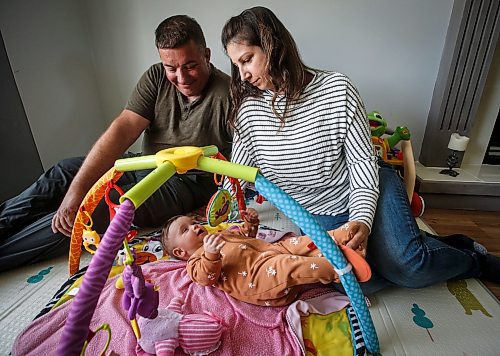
[{"xmin": 447, "ymin": 133, "xmax": 470, "ymax": 152}]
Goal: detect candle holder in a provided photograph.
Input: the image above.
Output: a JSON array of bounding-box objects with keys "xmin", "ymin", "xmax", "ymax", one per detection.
[
  {"xmin": 439, "ymin": 150, "xmax": 460, "ymax": 177},
  {"xmin": 439, "ymin": 133, "xmax": 469, "ymax": 177}
]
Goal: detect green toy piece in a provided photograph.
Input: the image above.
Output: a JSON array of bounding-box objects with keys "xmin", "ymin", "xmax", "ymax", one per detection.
[
  {"xmin": 368, "ymin": 111, "xmax": 425, "ymax": 217},
  {"xmin": 368, "ymin": 111, "xmax": 411, "ymax": 148},
  {"xmin": 368, "ymin": 111, "xmax": 388, "ymax": 138}
]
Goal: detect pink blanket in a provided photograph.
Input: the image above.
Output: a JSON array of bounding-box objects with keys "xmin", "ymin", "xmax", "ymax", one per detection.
[{"xmin": 13, "ymin": 260, "xmax": 303, "ymax": 355}]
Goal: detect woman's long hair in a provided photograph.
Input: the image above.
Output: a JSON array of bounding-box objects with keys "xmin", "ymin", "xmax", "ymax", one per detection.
[{"xmin": 221, "ymin": 6, "xmax": 310, "ymax": 129}]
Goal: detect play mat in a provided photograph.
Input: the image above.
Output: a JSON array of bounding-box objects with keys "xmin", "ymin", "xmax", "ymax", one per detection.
[{"xmin": 1, "ymin": 198, "xmax": 499, "ymax": 355}]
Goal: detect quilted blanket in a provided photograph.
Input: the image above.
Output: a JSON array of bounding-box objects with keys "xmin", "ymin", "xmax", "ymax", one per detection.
[{"xmin": 13, "ymin": 259, "xmax": 306, "ymax": 355}]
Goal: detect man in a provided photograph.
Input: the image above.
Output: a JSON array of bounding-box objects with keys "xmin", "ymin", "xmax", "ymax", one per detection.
[{"xmin": 0, "ymin": 15, "xmax": 231, "ymax": 272}]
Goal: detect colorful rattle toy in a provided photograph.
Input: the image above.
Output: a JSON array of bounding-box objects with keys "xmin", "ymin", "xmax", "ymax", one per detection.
[{"xmin": 206, "ymin": 152, "xmax": 246, "ymax": 226}]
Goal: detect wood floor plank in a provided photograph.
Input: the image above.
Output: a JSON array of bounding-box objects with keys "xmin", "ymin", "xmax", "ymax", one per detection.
[{"xmin": 421, "ymin": 208, "xmax": 500, "ymax": 300}]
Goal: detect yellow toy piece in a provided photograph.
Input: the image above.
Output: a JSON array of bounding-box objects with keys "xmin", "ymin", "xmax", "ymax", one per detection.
[
  {"xmin": 371, "ymin": 136, "xmax": 403, "ymax": 166},
  {"xmin": 82, "ymin": 230, "xmax": 101, "ymax": 254},
  {"xmin": 81, "ymin": 210, "xmax": 101, "ymax": 254},
  {"xmin": 155, "ymin": 146, "xmax": 203, "ymax": 174},
  {"xmin": 80, "ymin": 323, "xmax": 111, "ymax": 356},
  {"xmin": 301, "ymin": 309, "xmax": 354, "ymax": 356}
]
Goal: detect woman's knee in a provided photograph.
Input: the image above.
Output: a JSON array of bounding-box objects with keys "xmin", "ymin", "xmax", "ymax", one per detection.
[
  {"xmin": 372, "ymin": 251, "xmax": 439, "ymax": 288},
  {"xmin": 389, "ymin": 269, "xmax": 437, "ymax": 288}
]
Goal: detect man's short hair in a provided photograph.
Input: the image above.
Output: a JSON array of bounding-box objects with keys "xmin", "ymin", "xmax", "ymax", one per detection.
[{"xmin": 155, "ymin": 15, "xmax": 206, "ymax": 49}]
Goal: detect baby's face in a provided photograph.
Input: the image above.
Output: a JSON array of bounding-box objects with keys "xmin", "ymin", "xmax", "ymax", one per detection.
[{"xmin": 169, "ymin": 216, "xmax": 208, "ymax": 255}]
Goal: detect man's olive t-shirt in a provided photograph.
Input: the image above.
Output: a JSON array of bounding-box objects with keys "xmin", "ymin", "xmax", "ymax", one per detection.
[{"xmin": 126, "ymin": 63, "xmax": 232, "ymax": 158}]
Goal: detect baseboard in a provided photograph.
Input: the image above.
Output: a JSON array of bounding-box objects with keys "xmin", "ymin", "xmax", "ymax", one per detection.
[
  {"xmin": 416, "ymin": 178, "xmax": 500, "ymax": 211},
  {"xmin": 419, "ymin": 192, "xmax": 500, "ymax": 211}
]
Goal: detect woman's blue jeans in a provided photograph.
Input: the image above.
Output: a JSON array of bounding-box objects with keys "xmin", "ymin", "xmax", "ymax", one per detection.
[{"xmin": 313, "ymin": 161, "xmax": 481, "ymax": 295}]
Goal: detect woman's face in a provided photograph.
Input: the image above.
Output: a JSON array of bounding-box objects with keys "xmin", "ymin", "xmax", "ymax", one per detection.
[{"xmin": 226, "ymin": 42, "xmax": 273, "ymax": 91}]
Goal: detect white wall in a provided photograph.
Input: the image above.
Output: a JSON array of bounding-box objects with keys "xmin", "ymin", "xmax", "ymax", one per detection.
[
  {"xmin": 84, "ymin": 0, "xmax": 453, "ymax": 156},
  {"xmin": 0, "ymin": 0, "xmax": 106, "ymax": 169},
  {"xmin": 463, "ymin": 43, "xmax": 500, "ymax": 166},
  {"xmin": 1, "ymin": 0, "xmax": 454, "ymax": 167}
]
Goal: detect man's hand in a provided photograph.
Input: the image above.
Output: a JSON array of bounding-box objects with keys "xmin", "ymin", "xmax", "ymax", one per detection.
[
  {"xmin": 50, "ymin": 111, "xmax": 149, "ymax": 237},
  {"xmin": 345, "ymin": 221, "xmax": 370, "ymax": 257},
  {"xmin": 203, "ymin": 234, "xmax": 226, "ymax": 255},
  {"xmin": 51, "ymin": 193, "xmax": 82, "ymax": 236}
]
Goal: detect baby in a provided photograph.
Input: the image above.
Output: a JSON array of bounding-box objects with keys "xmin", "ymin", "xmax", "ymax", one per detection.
[{"xmin": 161, "ymin": 209, "xmax": 370, "ymax": 307}]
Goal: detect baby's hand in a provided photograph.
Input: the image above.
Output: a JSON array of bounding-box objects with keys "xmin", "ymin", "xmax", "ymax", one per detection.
[
  {"xmin": 203, "ymin": 234, "xmax": 225, "ymax": 255},
  {"xmin": 241, "ymin": 208, "xmax": 259, "ymax": 238},
  {"xmin": 243, "ymin": 208, "xmax": 259, "ymax": 223}
]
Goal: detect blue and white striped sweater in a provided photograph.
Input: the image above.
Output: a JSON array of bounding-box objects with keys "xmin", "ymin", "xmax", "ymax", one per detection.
[{"xmin": 226, "ymin": 70, "xmax": 379, "ymax": 230}]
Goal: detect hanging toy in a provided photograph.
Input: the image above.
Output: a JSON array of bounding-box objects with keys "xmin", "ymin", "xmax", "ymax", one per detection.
[
  {"xmin": 206, "ymin": 172, "xmax": 233, "ymax": 227},
  {"xmin": 80, "ymin": 323, "xmax": 112, "ymax": 356},
  {"xmin": 105, "ymin": 180, "xmax": 138, "ymax": 240},
  {"xmin": 82, "ymin": 210, "xmax": 101, "ymax": 254},
  {"xmin": 81, "ymin": 180, "xmax": 125, "ymax": 255},
  {"xmin": 104, "ymin": 180, "xmax": 125, "ymax": 220},
  {"xmin": 205, "ymin": 153, "xmax": 247, "ymax": 226},
  {"xmin": 228, "ymin": 197, "xmax": 240, "ymax": 221}
]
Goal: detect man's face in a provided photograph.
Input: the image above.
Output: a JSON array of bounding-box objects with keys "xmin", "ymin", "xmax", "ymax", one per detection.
[{"xmin": 159, "ymin": 40, "xmax": 211, "ymax": 101}]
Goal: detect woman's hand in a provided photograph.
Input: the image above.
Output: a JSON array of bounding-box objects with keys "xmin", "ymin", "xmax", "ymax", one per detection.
[
  {"xmin": 203, "ymin": 234, "xmax": 226, "ymax": 255},
  {"xmin": 345, "ymin": 221, "xmax": 370, "ymax": 257}
]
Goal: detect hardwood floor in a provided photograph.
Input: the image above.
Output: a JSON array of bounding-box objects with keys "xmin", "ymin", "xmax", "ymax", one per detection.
[{"xmin": 420, "ymin": 208, "xmax": 500, "ymax": 300}]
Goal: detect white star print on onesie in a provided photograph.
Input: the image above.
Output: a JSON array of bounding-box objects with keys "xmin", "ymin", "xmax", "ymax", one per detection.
[
  {"xmin": 266, "ymin": 266, "xmax": 277, "ymax": 277},
  {"xmin": 340, "ymin": 223, "xmax": 350, "ymax": 231}
]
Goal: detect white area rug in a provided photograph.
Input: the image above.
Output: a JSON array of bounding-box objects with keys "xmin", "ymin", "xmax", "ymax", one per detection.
[
  {"xmin": 0, "ymin": 252, "xmax": 91, "ymax": 354},
  {"xmin": 371, "ymin": 278, "xmax": 499, "ymax": 355},
  {"xmin": 1, "ymin": 200, "xmax": 498, "ymax": 355}
]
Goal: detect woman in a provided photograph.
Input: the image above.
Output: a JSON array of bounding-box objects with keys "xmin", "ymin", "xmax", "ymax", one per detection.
[{"xmin": 221, "ymin": 6, "xmax": 499, "ymax": 294}]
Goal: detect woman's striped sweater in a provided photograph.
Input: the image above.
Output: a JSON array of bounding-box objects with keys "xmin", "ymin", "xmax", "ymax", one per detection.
[{"xmin": 228, "ymin": 70, "xmax": 379, "ymax": 230}]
